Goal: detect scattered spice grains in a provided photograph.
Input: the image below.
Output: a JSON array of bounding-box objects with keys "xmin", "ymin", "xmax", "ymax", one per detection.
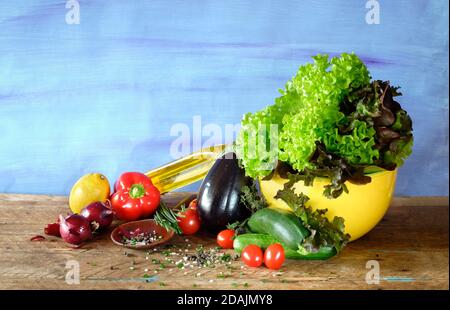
[
  {"xmin": 216, "ymin": 273, "xmax": 231, "ymax": 279},
  {"xmin": 121, "ymin": 229, "xmax": 163, "ymax": 246},
  {"xmin": 184, "ymin": 245, "xmax": 240, "ymax": 268},
  {"xmin": 119, "ymin": 242, "xmax": 244, "ymax": 286},
  {"xmin": 151, "ymin": 258, "xmax": 161, "ymax": 264}
]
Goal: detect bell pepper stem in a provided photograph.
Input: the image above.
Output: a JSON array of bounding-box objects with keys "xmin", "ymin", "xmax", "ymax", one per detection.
[{"xmin": 129, "ymin": 184, "xmax": 145, "ymax": 199}]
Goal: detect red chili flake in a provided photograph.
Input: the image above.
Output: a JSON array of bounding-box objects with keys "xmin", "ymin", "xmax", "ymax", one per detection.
[
  {"xmin": 44, "ymin": 222, "xmax": 61, "ymax": 237},
  {"xmin": 30, "ymin": 235, "xmax": 46, "ymax": 241},
  {"xmin": 131, "ymin": 228, "xmax": 142, "ymax": 235},
  {"xmin": 118, "ymin": 227, "xmax": 132, "ymax": 238}
]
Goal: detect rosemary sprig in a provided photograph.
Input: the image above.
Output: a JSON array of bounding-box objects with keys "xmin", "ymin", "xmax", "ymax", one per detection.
[{"xmin": 153, "ymin": 201, "xmax": 183, "ymax": 235}]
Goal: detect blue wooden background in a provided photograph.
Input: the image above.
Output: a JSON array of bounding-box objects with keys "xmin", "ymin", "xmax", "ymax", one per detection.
[{"xmin": 0, "ymin": 0, "xmax": 448, "ymax": 196}]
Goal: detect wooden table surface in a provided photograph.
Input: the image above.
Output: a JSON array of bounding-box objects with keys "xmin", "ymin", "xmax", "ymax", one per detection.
[{"xmin": 0, "ymin": 193, "xmax": 448, "ymax": 290}]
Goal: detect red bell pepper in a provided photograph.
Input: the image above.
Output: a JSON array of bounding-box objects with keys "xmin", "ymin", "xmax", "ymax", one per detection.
[{"xmin": 111, "ymin": 172, "xmax": 160, "ymax": 221}]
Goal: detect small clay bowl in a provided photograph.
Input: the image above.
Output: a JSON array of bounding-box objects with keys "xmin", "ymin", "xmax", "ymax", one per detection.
[{"xmin": 111, "ymin": 219, "xmax": 174, "ymax": 250}]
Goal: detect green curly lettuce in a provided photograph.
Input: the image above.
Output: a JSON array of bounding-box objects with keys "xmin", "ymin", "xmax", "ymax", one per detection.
[
  {"xmin": 236, "ymin": 53, "xmax": 372, "ymax": 177},
  {"xmin": 279, "ymin": 54, "xmax": 372, "ymax": 171},
  {"xmin": 235, "ymin": 106, "xmax": 282, "ymax": 178},
  {"xmin": 235, "ymin": 53, "xmax": 413, "ymax": 198},
  {"xmin": 322, "ymin": 120, "xmax": 379, "ymax": 165}
]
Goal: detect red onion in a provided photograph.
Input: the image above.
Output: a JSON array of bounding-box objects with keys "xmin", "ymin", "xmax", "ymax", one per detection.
[
  {"xmin": 30, "ymin": 235, "xmax": 46, "ymax": 241},
  {"xmin": 59, "ymin": 214, "xmax": 93, "ymax": 245},
  {"xmin": 80, "ymin": 201, "xmax": 114, "ymax": 231},
  {"xmin": 44, "ymin": 222, "xmax": 61, "ymax": 237}
]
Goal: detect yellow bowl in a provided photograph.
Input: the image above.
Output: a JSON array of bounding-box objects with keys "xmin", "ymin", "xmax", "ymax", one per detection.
[{"xmin": 259, "ymin": 169, "xmax": 397, "ymax": 241}]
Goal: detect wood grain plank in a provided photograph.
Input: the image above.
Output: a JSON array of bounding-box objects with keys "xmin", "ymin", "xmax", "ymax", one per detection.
[{"xmin": 0, "ymin": 194, "xmax": 448, "ymax": 290}]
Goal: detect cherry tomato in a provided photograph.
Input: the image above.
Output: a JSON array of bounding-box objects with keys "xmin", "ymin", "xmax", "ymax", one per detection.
[
  {"xmin": 177, "ymin": 208, "xmax": 201, "ymax": 235},
  {"xmin": 188, "ymin": 199, "xmax": 197, "ymax": 210},
  {"xmin": 217, "ymin": 229, "xmax": 235, "ymax": 249},
  {"xmin": 241, "ymin": 245, "xmax": 263, "ymax": 267},
  {"xmin": 264, "ymin": 243, "xmax": 285, "ymax": 270}
]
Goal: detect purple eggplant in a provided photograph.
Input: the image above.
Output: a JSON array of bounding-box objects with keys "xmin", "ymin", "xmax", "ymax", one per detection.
[{"xmin": 197, "ymin": 153, "xmax": 252, "ymax": 232}]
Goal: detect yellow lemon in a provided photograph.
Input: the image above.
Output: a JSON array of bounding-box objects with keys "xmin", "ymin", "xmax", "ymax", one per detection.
[{"xmin": 69, "ymin": 173, "xmax": 111, "ymax": 213}]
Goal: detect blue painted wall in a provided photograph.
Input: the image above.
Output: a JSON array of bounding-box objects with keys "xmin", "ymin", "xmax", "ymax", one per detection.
[{"xmin": 0, "ymin": 0, "xmax": 448, "ymax": 196}]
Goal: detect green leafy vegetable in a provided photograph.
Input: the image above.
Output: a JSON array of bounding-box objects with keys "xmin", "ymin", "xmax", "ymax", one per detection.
[
  {"xmin": 341, "ymin": 79, "xmax": 413, "ymax": 169},
  {"xmin": 322, "ymin": 120, "xmax": 379, "ymax": 165},
  {"xmin": 278, "ymin": 53, "xmax": 371, "ymax": 172},
  {"xmin": 227, "ymin": 182, "xmax": 268, "ymax": 235},
  {"xmin": 235, "ymin": 53, "xmax": 413, "ymax": 198},
  {"xmin": 275, "ymin": 183, "xmax": 350, "ymax": 253},
  {"xmin": 236, "ymin": 53, "xmax": 371, "ymax": 178},
  {"xmin": 240, "ymin": 182, "xmax": 268, "ymax": 212},
  {"xmin": 283, "ymin": 142, "xmax": 371, "ymax": 199}
]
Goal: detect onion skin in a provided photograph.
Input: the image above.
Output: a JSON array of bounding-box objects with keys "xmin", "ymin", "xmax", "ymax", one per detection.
[
  {"xmin": 80, "ymin": 201, "xmax": 113, "ymax": 231},
  {"xmin": 44, "ymin": 222, "xmax": 61, "ymax": 237},
  {"xmin": 30, "ymin": 235, "xmax": 46, "ymax": 241},
  {"xmin": 59, "ymin": 214, "xmax": 93, "ymax": 245}
]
